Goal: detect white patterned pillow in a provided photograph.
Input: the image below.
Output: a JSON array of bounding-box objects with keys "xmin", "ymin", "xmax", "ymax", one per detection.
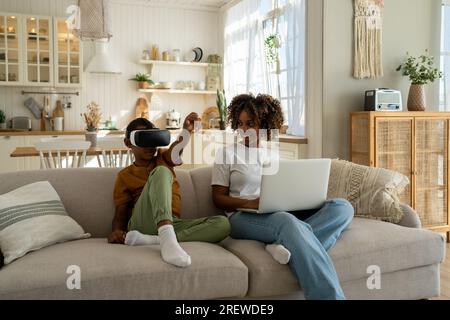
[
  {"xmin": 0, "ymin": 181, "xmax": 90, "ymax": 265},
  {"xmin": 327, "ymin": 160, "xmax": 410, "ymax": 223}
]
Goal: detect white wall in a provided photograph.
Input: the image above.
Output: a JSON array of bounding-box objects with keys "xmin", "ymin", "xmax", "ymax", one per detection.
[
  {"xmin": 323, "ymin": 0, "xmax": 442, "ymax": 159},
  {"xmin": 0, "ymin": 0, "xmax": 221, "ymax": 130}
]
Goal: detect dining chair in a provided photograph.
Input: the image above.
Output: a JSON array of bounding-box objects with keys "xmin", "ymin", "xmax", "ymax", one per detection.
[
  {"xmin": 96, "ymin": 137, "xmax": 133, "ymax": 168},
  {"xmin": 34, "ymin": 139, "xmax": 91, "ymax": 169}
]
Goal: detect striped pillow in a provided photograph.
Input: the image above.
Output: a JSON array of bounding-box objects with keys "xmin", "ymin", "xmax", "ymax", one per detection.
[{"xmin": 0, "ymin": 181, "xmax": 90, "ymax": 265}]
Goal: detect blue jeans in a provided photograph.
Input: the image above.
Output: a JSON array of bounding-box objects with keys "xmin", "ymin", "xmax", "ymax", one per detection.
[{"xmin": 228, "ymin": 198, "xmax": 354, "ymax": 300}]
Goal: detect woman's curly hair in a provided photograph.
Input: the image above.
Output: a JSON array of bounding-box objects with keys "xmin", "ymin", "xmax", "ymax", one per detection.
[{"xmin": 227, "ymin": 93, "xmax": 284, "ymax": 140}]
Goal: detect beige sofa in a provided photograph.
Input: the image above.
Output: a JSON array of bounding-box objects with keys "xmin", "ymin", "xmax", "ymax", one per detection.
[{"xmin": 0, "ymin": 167, "xmax": 445, "ymax": 300}]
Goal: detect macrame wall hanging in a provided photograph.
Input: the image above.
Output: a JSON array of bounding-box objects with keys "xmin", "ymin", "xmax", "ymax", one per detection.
[{"xmin": 353, "ymin": 0, "xmax": 384, "ymax": 79}]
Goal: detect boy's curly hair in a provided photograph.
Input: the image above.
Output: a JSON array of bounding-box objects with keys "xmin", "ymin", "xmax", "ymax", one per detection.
[
  {"xmin": 227, "ymin": 93, "xmax": 284, "ymax": 140},
  {"xmin": 126, "ymin": 118, "xmax": 155, "ymax": 139}
]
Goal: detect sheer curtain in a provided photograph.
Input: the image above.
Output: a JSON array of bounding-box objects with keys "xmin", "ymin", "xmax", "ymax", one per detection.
[
  {"xmin": 223, "ymin": 0, "xmax": 266, "ymax": 98},
  {"xmin": 223, "ymin": 0, "xmax": 306, "ymax": 137},
  {"xmin": 283, "ymin": 0, "xmax": 306, "ymax": 136},
  {"xmin": 441, "ymin": 3, "xmax": 450, "ymax": 111}
]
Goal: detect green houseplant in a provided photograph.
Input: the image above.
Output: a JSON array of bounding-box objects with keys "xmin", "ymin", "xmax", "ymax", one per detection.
[
  {"xmin": 216, "ymin": 89, "xmax": 227, "ymax": 130},
  {"xmin": 396, "ymin": 51, "xmax": 443, "ymax": 111},
  {"xmin": 0, "ymin": 109, "xmax": 6, "ymax": 129},
  {"xmin": 264, "ymin": 33, "xmax": 281, "ymax": 74},
  {"xmin": 130, "ymin": 73, "xmax": 154, "ymax": 89}
]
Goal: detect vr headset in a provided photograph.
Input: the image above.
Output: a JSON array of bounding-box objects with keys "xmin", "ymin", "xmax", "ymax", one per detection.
[{"xmin": 129, "ymin": 129, "xmax": 171, "ymax": 148}]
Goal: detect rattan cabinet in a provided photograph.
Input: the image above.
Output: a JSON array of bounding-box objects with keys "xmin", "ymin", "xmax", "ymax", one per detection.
[{"xmin": 350, "ymin": 112, "xmax": 450, "ymax": 239}]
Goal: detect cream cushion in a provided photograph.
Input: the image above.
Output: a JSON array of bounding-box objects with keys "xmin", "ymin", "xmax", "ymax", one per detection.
[
  {"xmin": 327, "ymin": 160, "xmax": 409, "ymax": 223},
  {"xmin": 0, "ymin": 181, "xmax": 90, "ymax": 265}
]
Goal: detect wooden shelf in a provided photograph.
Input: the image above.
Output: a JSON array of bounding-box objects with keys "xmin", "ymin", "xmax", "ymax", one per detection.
[
  {"xmin": 139, "ymin": 59, "xmax": 221, "ymax": 67},
  {"xmin": 139, "ymin": 88, "xmax": 216, "ymax": 95}
]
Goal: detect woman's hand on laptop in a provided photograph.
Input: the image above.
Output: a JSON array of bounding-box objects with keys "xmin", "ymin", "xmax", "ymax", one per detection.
[{"xmin": 242, "ymin": 198, "xmax": 260, "ymax": 210}]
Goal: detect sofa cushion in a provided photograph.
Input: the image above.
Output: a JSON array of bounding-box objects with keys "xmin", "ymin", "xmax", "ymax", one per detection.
[
  {"xmin": 221, "ymin": 218, "xmax": 445, "ymax": 297},
  {"xmin": 0, "ymin": 168, "xmax": 202, "ymax": 237},
  {"xmin": 0, "ymin": 168, "xmax": 120, "ymax": 238},
  {"xmin": 0, "ymin": 238, "xmax": 248, "ymax": 299},
  {"xmin": 327, "ymin": 160, "xmax": 409, "ymax": 224},
  {"xmin": 190, "ymin": 167, "xmax": 225, "ymax": 218},
  {"xmin": 0, "ymin": 181, "xmax": 90, "ymax": 265}
]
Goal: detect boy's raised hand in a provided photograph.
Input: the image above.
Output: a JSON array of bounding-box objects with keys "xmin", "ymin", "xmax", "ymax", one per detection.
[{"xmin": 183, "ymin": 112, "xmax": 201, "ymax": 134}]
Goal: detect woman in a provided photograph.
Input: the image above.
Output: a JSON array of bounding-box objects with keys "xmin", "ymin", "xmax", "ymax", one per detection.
[{"xmin": 211, "ymin": 94, "xmax": 354, "ymax": 300}]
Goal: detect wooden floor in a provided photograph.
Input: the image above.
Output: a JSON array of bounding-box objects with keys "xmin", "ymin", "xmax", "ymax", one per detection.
[{"xmin": 434, "ymin": 243, "xmax": 450, "ymax": 300}]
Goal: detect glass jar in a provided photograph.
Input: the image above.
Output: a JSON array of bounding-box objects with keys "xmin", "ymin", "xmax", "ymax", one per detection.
[
  {"xmin": 142, "ymin": 50, "xmax": 151, "ymax": 60},
  {"xmin": 172, "ymin": 49, "xmax": 181, "ymax": 62}
]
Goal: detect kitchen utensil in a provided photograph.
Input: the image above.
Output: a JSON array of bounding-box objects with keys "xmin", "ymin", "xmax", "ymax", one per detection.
[
  {"xmin": 193, "ymin": 47, "xmax": 203, "ymax": 62},
  {"xmin": 162, "ymin": 51, "xmax": 171, "ymax": 61},
  {"xmin": 186, "ymin": 50, "xmax": 197, "ymax": 62},
  {"xmin": 151, "ymin": 45, "xmax": 160, "ymax": 60},
  {"xmin": 207, "ymin": 54, "xmax": 222, "ymax": 64},
  {"xmin": 166, "ymin": 109, "xmax": 181, "ymax": 129},
  {"xmin": 142, "ymin": 50, "xmax": 151, "ymax": 60},
  {"xmin": 24, "ymin": 97, "xmax": 42, "ymax": 119},
  {"xmin": 172, "ymin": 49, "xmax": 181, "ymax": 62},
  {"xmin": 201, "ymin": 106, "xmax": 220, "ymax": 129},
  {"xmin": 50, "ymin": 117, "xmax": 64, "ymax": 131},
  {"xmin": 159, "ymin": 81, "xmax": 173, "ymax": 89},
  {"xmin": 197, "ymin": 81, "xmax": 206, "ymax": 91}
]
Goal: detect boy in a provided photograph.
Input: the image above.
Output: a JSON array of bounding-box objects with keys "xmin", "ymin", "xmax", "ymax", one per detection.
[{"xmin": 109, "ymin": 113, "xmax": 230, "ymax": 268}]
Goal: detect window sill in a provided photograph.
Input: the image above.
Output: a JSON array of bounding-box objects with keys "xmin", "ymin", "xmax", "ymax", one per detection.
[{"xmin": 279, "ymin": 134, "xmax": 308, "ymax": 145}]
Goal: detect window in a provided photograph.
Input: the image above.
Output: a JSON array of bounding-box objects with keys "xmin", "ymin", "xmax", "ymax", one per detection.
[
  {"xmin": 441, "ymin": 2, "xmax": 450, "ymax": 110},
  {"xmin": 223, "ymin": 0, "xmax": 306, "ymax": 136}
]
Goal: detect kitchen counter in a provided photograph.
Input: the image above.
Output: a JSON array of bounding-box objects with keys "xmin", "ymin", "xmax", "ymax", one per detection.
[
  {"xmin": 0, "ymin": 130, "xmax": 126, "ymax": 136},
  {"xmin": 0, "ymin": 129, "xmax": 307, "ymax": 144}
]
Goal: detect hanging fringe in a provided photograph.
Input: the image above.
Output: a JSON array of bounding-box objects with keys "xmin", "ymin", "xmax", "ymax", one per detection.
[{"xmin": 354, "ymin": 0, "xmax": 384, "ymax": 79}]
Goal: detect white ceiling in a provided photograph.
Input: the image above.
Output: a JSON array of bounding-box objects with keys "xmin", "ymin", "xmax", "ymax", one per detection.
[{"xmin": 115, "ymin": 0, "xmax": 234, "ymax": 10}]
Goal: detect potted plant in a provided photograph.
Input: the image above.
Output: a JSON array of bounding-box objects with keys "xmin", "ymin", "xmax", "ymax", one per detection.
[
  {"xmin": 264, "ymin": 33, "xmax": 281, "ymax": 74},
  {"xmin": 396, "ymin": 51, "xmax": 443, "ymax": 111},
  {"xmin": 0, "ymin": 110, "xmax": 6, "ymax": 129},
  {"xmin": 216, "ymin": 89, "xmax": 227, "ymax": 130},
  {"xmin": 81, "ymin": 102, "xmax": 102, "ymax": 147},
  {"xmin": 130, "ymin": 73, "xmax": 154, "ymax": 89}
]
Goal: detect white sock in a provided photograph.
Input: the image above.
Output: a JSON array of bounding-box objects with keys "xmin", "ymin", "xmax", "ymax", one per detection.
[
  {"xmin": 125, "ymin": 230, "xmax": 160, "ymax": 246},
  {"xmin": 265, "ymin": 244, "xmax": 291, "ymax": 265},
  {"xmin": 158, "ymin": 225, "xmax": 191, "ymax": 268}
]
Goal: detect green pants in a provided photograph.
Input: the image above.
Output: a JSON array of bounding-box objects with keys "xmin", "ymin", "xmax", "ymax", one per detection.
[{"xmin": 128, "ymin": 166, "xmax": 230, "ymax": 243}]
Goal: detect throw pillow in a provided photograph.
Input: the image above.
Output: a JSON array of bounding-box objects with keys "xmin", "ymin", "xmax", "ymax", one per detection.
[
  {"xmin": 0, "ymin": 181, "xmax": 90, "ymax": 265},
  {"xmin": 327, "ymin": 159, "xmax": 410, "ymax": 223}
]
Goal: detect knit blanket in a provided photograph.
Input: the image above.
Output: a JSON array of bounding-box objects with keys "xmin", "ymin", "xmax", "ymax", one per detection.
[{"xmin": 354, "ymin": 0, "xmax": 384, "ymax": 79}]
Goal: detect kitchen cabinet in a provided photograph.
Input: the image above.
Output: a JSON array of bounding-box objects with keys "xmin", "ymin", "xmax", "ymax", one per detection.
[
  {"xmin": 0, "ymin": 135, "xmax": 26, "ymax": 173},
  {"xmin": 0, "ymin": 14, "xmax": 22, "ymax": 85},
  {"xmin": 0, "ymin": 13, "xmax": 82, "ymax": 87},
  {"xmin": 23, "ymin": 15, "xmax": 53, "ymax": 86},
  {"xmin": 53, "ymin": 17, "xmax": 82, "ymax": 87}
]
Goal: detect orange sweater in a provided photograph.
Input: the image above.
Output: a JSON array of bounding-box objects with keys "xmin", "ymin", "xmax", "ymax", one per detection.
[{"xmin": 113, "ymin": 149, "xmax": 181, "ymax": 218}]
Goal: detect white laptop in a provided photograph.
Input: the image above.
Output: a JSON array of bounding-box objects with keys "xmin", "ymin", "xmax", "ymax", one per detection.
[{"xmin": 237, "ymin": 159, "xmax": 331, "ymax": 214}]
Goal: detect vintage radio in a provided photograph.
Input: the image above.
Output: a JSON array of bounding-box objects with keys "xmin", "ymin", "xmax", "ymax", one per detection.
[{"xmin": 364, "ymin": 89, "xmax": 403, "ymax": 111}]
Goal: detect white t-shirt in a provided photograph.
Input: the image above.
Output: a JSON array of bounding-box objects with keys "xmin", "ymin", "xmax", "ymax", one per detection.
[{"xmin": 211, "ymin": 143, "xmax": 278, "ymax": 208}]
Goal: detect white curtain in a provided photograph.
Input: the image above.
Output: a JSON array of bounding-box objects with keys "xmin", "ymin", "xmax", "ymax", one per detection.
[
  {"xmin": 223, "ymin": 0, "xmax": 305, "ymax": 137},
  {"xmin": 223, "ymin": 0, "xmax": 266, "ymax": 99},
  {"xmin": 441, "ymin": 3, "xmax": 450, "ymax": 111},
  {"xmin": 283, "ymin": 0, "xmax": 306, "ymax": 136}
]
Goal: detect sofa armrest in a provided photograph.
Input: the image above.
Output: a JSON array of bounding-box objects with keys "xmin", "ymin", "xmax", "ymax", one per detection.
[{"xmin": 397, "ymin": 203, "xmax": 422, "ymax": 228}]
